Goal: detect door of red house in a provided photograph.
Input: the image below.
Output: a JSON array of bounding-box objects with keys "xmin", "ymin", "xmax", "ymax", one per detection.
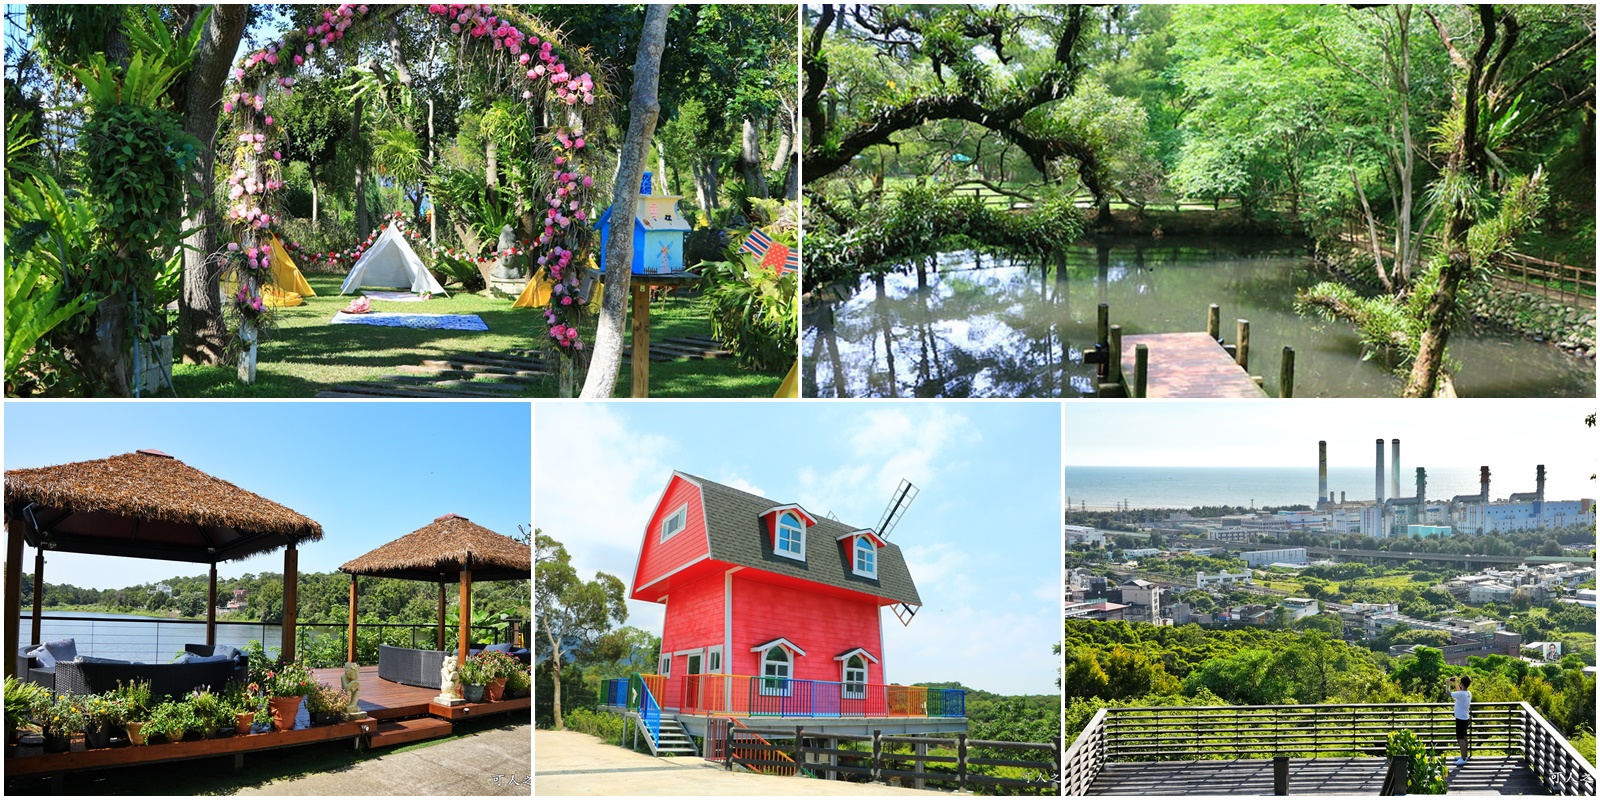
[{"xmin": 684, "ymin": 653, "xmax": 703, "ymax": 710}]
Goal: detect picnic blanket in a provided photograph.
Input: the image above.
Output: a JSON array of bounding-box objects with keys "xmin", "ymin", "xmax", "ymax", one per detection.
[
  {"xmin": 330, "ymin": 311, "xmax": 488, "ymax": 331},
  {"xmin": 361, "ymin": 290, "xmax": 430, "ymax": 302}
]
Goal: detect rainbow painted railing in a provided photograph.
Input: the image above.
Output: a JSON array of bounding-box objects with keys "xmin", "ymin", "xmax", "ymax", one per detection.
[{"xmin": 603, "ymin": 674, "xmax": 965, "ymax": 719}]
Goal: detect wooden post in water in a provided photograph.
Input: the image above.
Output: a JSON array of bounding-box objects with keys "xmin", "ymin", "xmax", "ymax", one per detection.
[
  {"xmin": 1235, "ymin": 319, "xmax": 1251, "ymax": 370},
  {"xmin": 1207, "ymin": 304, "xmax": 1221, "ymax": 340},
  {"xmin": 1096, "ymin": 303, "xmax": 1109, "ymax": 349},
  {"xmin": 1134, "ymin": 344, "xmax": 1149, "ymax": 399},
  {"xmin": 1108, "ymin": 325, "xmax": 1123, "ymax": 386},
  {"xmin": 1280, "ymin": 346, "xmax": 1295, "ymax": 398}
]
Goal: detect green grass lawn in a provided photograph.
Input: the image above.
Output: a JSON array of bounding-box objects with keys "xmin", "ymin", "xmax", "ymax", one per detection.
[{"xmin": 170, "ymin": 275, "xmax": 783, "ymax": 398}]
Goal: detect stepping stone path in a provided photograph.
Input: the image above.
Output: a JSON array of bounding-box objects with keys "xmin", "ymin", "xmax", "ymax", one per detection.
[{"xmin": 314, "ymin": 336, "xmax": 732, "ymax": 397}]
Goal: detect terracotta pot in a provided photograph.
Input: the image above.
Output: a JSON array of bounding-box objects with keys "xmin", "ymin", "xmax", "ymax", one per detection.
[
  {"xmin": 269, "ymin": 696, "xmax": 303, "ymax": 732},
  {"xmin": 486, "ymin": 677, "xmax": 508, "ymax": 703},
  {"xmin": 125, "ymin": 722, "xmax": 146, "ymax": 746},
  {"xmin": 236, "ymin": 712, "xmax": 254, "ymax": 735}
]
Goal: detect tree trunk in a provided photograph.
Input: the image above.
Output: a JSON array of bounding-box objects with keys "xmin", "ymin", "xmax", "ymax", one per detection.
[
  {"xmin": 692, "ymin": 161, "xmax": 715, "ymax": 213},
  {"xmin": 353, "ymin": 95, "xmax": 370, "ymax": 239},
  {"xmin": 428, "ymin": 96, "xmax": 437, "ymax": 243},
  {"xmin": 176, "ymin": 3, "xmax": 248, "ymax": 366},
  {"xmin": 580, "ymin": 3, "xmax": 671, "ymax": 399},
  {"xmin": 543, "ymin": 623, "xmax": 564, "ymax": 730},
  {"xmin": 738, "ymin": 117, "xmax": 767, "ymax": 198},
  {"xmin": 310, "ymin": 172, "xmax": 320, "ymax": 232}
]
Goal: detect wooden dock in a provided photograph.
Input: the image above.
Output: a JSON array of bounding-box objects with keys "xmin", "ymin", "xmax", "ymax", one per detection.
[
  {"xmin": 1087, "ymin": 756, "xmax": 1547, "ymax": 796},
  {"xmin": 1119, "ymin": 332, "xmax": 1268, "ymax": 398}
]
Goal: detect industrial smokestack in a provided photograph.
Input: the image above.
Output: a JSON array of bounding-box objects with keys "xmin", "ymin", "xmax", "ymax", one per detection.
[
  {"xmin": 1391, "ymin": 439, "xmax": 1401, "ymax": 500},
  {"xmin": 1536, "ymin": 465, "xmax": 1546, "ymax": 502},
  {"xmin": 1480, "ymin": 466, "xmax": 1490, "ymax": 501},
  {"xmin": 1375, "ymin": 439, "xmax": 1386, "ymax": 503},
  {"xmin": 1415, "ymin": 467, "xmax": 1427, "ymax": 502},
  {"xmin": 1318, "ymin": 441, "xmax": 1328, "ymax": 508},
  {"xmin": 1340, "ymin": 491, "xmax": 1346, "ymax": 504}
]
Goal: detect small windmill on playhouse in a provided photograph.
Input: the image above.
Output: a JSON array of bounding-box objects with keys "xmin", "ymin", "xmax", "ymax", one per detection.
[{"xmin": 600, "ymin": 472, "xmax": 966, "ymax": 760}]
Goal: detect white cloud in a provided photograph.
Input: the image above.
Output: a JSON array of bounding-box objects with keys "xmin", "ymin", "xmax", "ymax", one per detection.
[{"xmin": 719, "ymin": 476, "xmax": 766, "ymax": 498}]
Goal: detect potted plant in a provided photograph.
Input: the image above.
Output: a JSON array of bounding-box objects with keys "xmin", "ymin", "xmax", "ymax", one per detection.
[
  {"xmin": 81, "ymin": 692, "xmax": 125, "ymax": 749},
  {"xmin": 4, "ymin": 676, "xmax": 47, "ymax": 748},
  {"xmin": 142, "ymin": 700, "xmax": 192, "ymax": 745},
  {"xmin": 474, "ymin": 651, "xmax": 518, "ymax": 702},
  {"xmin": 188, "ymin": 690, "xmax": 225, "ymax": 738},
  {"xmin": 458, "ymin": 657, "xmax": 487, "ymax": 702},
  {"xmin": 263, "ymin": 661, "xmax": 318, "ymax": 732},
  {"xmin": 506, "ymin": 665, "xmax": 531, "ymax": 699},
  {"xmin": 115, "ymin": 679, "xmax": 152, "ymax": 745},
  {"xmin": 305, "ymin": 683, "xmax": 350, "ymax": 726},
  {"xmin": 39, "ymin": 694, "xmax": 85, "ymax": 754}
]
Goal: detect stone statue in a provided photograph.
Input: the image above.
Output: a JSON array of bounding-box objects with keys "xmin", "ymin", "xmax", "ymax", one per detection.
[
  {"xmin": 341, "ymin": 662, "xmax": 366, "ymax": 718},
  {"xmin": 489, "ymin": 224, "xmax": 522, "ymax": 282},
  {"xmin": 438, "ymin": 657, "xmax": 462, "ymax": 704}
]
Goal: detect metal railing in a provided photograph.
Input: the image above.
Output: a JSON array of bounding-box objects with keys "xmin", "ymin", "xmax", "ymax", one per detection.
[
  {"xmin": 16, "ymin": 613, "xmax": 514, "ymax": 664},
  {"xmin": 1061, "ymin": 702, "xmax": 1596, "ymax": 796}
]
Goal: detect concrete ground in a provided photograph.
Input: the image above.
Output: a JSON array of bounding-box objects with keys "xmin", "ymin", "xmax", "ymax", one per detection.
[
  {"xmin": 236, "ymin": 726, "xmax": 532, "ymax": 796},
  {"xmin": 535, "ymin": 729, "xmax": 941, "ymax": 796}
]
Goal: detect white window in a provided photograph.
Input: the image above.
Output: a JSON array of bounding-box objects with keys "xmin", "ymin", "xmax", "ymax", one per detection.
[
  {"xmin": 842, "ymin": 654, "xmax": 867, "ymax": 698},
  {"xmin": 707, "ymin": 646, "xmax": 723, "ymax": 673},
  {"xmin": 761, "ymin": 647, "xmax": 791, "ymax": 696},
  {"xmin": 658, "ymin": 654, "xmax": 670, "ymax": 677},
  {"xmin": 853, "ymin": 536, "xmax": 877, "ymax": 577},
  {"xmin": 660, "ymin": 505, "xmax": 687, "ymax": 541},
  {"xmin": 775, "ymin": 512, "xmax": 805, "ymax": 560}
]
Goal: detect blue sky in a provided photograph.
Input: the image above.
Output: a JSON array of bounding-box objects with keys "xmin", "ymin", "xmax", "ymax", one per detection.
[
  {"xmin": 3, "ymin": 402, "xmax": 530, "ymax": 588},
  {"xmin": 1064, "ymin": 399, "xmax": 1596, "ymax": 501},
  {"xmin": 535, "ymin": 401, "xmax": 1063, "ymax": 696}
]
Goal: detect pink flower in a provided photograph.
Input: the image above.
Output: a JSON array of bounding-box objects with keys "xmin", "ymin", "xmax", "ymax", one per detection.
[
  {"xmin": 273, "ymin": 151, "xmax": 282, "ymax": 160},
  {"xmin": 294, "ymin": 54, "xmax": 304, "ymax": 66},
  {"xmin": 582, "ymin": 176, "xmax": 593, "ymax": 187},
  {"xmin": 223, "ymin": 101, "xmax": 234, "ymax": 113},
  {"xmin": 451, "ymin": 22, "xmax": 460, "ymax": 33},
  {"xmin": 306, "ymin": 43, "xmax": 316, "ymax": 54},
  {"xmin": 264, "ymin": 116, "xmax": 274, "ymax": 126},
  {"xmin": 227, "ymin": 242, "xmax": 240, "ymax": 252}
]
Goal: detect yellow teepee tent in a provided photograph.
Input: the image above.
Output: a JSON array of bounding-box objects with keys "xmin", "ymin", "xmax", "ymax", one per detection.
[
  {"xmin": 269, "ymin": 236, "xmax": 315, "ymax": 298},
  {"xmin": 512, "ymin": 268, "xmax": 556, "ymax": 308}
]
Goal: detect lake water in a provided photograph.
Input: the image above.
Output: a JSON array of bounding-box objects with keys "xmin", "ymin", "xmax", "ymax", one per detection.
[
  {"xmin": 1067, "ymin": 465, "xmax": 1513, "ymax": 510},
  {"xmin": 802, "ymin": 240, "xmax": 1595, "ymax": 398},
  {"xmin": 16, "ymin": 611, "xmax": 281, "ymax": 663}
]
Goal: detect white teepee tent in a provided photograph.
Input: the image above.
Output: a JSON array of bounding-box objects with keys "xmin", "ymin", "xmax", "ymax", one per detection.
[{"xmin": 339, "ymin": 224, "xmax": 448, "ymax": 296}]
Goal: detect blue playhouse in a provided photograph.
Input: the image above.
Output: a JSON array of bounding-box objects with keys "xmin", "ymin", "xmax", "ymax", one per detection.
[{"xmin": 595, "ymin": 172, "xmax": 692, "ymax": 275}]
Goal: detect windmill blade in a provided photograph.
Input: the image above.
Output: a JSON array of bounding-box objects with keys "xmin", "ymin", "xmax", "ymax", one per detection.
[
  {"xmin": 891, "ymin": 602, "xmax": 919, "ymax": 627},
  {"xmin": 877, "ymin": 479, "xmax": 919, "ymax": 537}
]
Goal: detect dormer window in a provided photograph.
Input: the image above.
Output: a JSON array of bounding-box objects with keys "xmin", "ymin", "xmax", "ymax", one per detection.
[
  {"xmin": 775, "ymin": 512, "xmax": 805, "ymax": 560},
  {"xmin": 837, "ymin": 529, "xmax": 888, "ymax": 578},
  {"xmin": 854, "ymin": 536, "xmax": 877, "ymax": 577},
  {"xmin": 660, "ymin": 504, "xmax": 687, "ymax": 542}
]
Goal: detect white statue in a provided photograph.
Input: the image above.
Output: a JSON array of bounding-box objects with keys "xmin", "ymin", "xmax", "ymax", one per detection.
[
  {"xmin": 341, "ymin": 662, "xmax": 367, "ymax": 718},
  {"xmin": 437, "ymin": 657, "xmax": 462, "ymax": 704}
]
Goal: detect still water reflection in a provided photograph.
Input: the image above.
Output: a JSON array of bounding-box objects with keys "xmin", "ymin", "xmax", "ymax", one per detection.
[{"xmin": 802, "ymin": 239, "xmax": 1594, "ymax": 398}]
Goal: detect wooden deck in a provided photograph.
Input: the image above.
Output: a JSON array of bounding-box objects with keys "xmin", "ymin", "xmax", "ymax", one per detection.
[
  {"xmin": 1119, "ymin": 331, "xmax": 1268, "ymax": 398},
  {"xmin": 1087, "ymin": 756, "xmax": 1549, "ymax": 796},
  {"xmin": 6, "ymin": 666, "xmax": 529, "ymax": 777}
]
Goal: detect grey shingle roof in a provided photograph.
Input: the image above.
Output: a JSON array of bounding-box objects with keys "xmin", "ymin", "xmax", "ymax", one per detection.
[{"xmin": 682, "ymin": 472, "xmax": 922, "ymax": 607}]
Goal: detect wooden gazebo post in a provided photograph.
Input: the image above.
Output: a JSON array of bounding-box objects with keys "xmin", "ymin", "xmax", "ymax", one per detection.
[
  {"xmin": 31, "ymin": 548, "xmax": 45, "ymax": 646},
  {"xmin": 3, "ymin": 521, "xmax": 21, "ymax": 678},
  {"xmin": 458, "ymin": 569, "xmax": 472, "ymax": 667},
  {"xmin": 346, "ymin": 574, "xmax": 358, "ymax": 663},
  {"xmin": 205, "ymin": 563, "xmax": 218, "ymax": 646},
  {"xmin": 436, "ymin": 579, "xmax": 446, "ymax": 650},
  {"xmin": 281, "ymin": 540, "xmax": 298, "ymax": 661}
]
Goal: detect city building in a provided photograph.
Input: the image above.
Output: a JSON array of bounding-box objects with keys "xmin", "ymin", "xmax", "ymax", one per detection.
[{"xmin": 1243, "ymin": 547, "xmax": 1307, "ymax": 568}]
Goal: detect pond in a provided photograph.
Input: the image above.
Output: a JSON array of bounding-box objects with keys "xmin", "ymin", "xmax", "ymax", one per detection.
[{"xmin": 801, "ymin": 238, "xmax": 1595, "ymax": 398}]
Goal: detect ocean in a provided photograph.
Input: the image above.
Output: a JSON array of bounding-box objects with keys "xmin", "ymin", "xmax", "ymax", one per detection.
[{"xmin": 1064, "ymin": 465, "xmax": 1520, "ymax": 510}]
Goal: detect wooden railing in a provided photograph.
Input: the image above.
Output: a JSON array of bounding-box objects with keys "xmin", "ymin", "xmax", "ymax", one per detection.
[
  {"xmin": 1338, "ymin": 219, "xmax": 1596, "ymax": 307},
  {"xmin": 1061, "ymin": 702, "xmax": 1596, "ymax": 796},
  {"xmin": 705, "ymin": 717, "xmax": 803, "ymax": 776},
  {"xmin": 720, "ymin": 726, "xmax": 1058, "ymax": 794}
]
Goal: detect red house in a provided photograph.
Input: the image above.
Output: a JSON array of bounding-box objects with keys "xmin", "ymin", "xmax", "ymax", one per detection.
[{"xmin": 630, "ymin": 472, "xmax": 928, "ymax": 718}]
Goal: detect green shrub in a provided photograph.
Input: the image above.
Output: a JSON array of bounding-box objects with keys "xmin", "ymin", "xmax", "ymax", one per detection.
[
  {"xmin": 698, "ymin": 255, "xmax": 798, "ymax": 371},
  {"xmin": 1387, "ymin": 729, "xmax": 1447, "ymax": 794},
  {"xmin": 564, "ymin": 707, "xmax": 625, "ymax": 745}
]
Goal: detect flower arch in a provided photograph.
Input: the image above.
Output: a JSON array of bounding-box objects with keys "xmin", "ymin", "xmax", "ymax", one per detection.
[{"xmin": 219, "ymin": 3, "xmax": 609, "ymax": 382}]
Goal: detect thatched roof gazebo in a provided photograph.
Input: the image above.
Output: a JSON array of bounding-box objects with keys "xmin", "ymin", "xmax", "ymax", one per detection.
[
  {"xmin": 3, "ymin": 449, "xmax": 323, "ymax": 675},
  {"xmin": 339, "ymin": 514, "xmax": 530, "ymax": 668}
]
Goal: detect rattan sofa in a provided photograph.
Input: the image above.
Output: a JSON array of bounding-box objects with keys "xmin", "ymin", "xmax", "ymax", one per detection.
[
  {"xmin": 17, "ymin": 643, "xmax": 247, "ymax": 699},
  {"xmin": 378, "ymin": 644, "xmax": 447, "ymax": 689}
]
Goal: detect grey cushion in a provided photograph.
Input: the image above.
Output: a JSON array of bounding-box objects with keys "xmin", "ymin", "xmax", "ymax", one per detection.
[
  {"xmin": 27, "ymin": 645, "xmax": 55, "ymax": 669},
  {"xmin": 74, "ymin": 655, "xmax": 131, "ymax": 665},
  {"xmin": 211, "ymin": 645, "xmax": 241, "ymax": 661},
  {"xmin": 192, "ymin": 653, "xmax": 232, "ymax": 664},
  {"xmin": 42, "ymin": 638, "xmax": 77, "ymax": 662},
  {"xmin": 172, "ymin": 651, "xmax": 196, "ymax": 664},
  {"xmin": 484, "ymin": 643, "xmax": 514, "ymax": 654}
]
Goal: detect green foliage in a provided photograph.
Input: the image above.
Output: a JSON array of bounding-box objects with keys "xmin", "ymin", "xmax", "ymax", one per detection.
[
  {"xmin": 698, "ymin": 255, "xmax": 798, "ymax": 371},
  {"xmin": 563, "ymin": 706, "xmax": 625, "ymax": 745},
  {"xmin": 37, "ymin": 694, "xmax": 86, "ymax": 738},
  {"xmin": 263, "ymin": 661, "xmax": 318, "ymax": 699},
  {"xmin": 1387, "ymin": 730, "xmax": 1448, "ymax": 794},
  {"xmin": 535, "ymin": 532, "xmax": 628, "ymax": 727},
  {"xmin": 3, "ymin": 676, "xmax": 48, "ymax": 729}
]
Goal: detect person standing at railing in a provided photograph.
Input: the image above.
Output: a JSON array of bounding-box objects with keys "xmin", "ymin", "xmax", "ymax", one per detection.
[{"xmin": 1449, "ymin": 675, "xmax": 1473, "ymax": 767}]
